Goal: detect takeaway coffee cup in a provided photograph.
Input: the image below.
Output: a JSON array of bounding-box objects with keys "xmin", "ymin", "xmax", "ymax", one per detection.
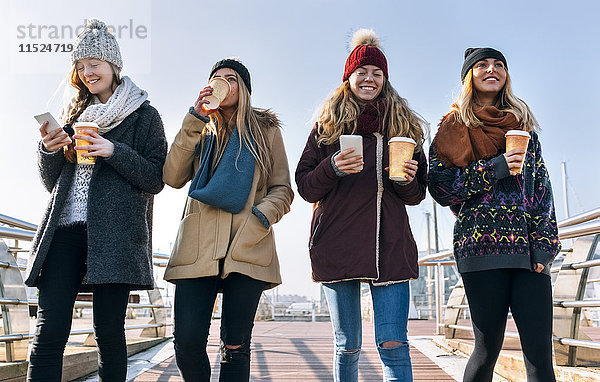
[
  {"xmin": 72, "ymin": 122, "xmax": 99, "ymax": 164},
  {"xmin": 202, "ymin": 77, "xmax": 231, "ymax": 111},
  {"xmin": 505, "ymin": 130, "xmax": 530, "ymax": 174},
  {"xmin": 389, "ymin": 137, "xmax": 416, "ymax": 181}
]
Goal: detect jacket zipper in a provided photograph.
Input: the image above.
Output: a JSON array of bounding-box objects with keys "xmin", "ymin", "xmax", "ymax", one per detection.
[
  {"xmin": 374, "ymin": 133, "xmax": 384, "ymax": 280},
  {"xmin": 309, "ymin": 213, "xmax": 322, "ymax": 249}
]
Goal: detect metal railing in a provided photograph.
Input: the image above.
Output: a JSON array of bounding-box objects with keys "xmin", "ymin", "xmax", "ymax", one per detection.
[
  {"xmin": 558, "ymin": 207, "xmax": 600, "ymax": 228},
  {"xmin": 0, "ymin": 214, "xmax": 173, "ymax": 362},
  {"xmin": 0, "ymin": 214, "xmax": 38, "ymax": 231},
  {"xmin": 418, "ymin": 207, "xmax": 600, "ymax": 367}
]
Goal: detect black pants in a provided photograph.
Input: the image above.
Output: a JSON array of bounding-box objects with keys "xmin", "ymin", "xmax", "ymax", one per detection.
[
  {"xmin": 27, "ymin": 226, "xmax": 131, "ymax": 382},
  {"xmin": 173, "ymin": 273, "xmax": 267, "ymax": 381},
  {"xmin": 461, "ymin": 268, "xmax": 556, "ymax": 382}
]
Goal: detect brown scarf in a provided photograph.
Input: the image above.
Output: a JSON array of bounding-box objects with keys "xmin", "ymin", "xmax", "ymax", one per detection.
[{"xmin": 433, "ymin": 106, "xmax": 523, "ymax": 169}]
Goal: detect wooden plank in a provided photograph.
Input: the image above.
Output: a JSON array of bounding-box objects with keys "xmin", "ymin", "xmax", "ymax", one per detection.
[{"xmin": 134, "ymin": 320, "xmax": 454, "ymax": 381}]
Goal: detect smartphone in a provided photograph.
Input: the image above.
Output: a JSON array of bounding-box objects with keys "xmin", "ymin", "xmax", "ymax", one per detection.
[
  {"xmin": 34, "ymin": 112, "xmax": 62, "ymax": 133},
  {"xmin": 339, "ymin": 134, "xmax": 363, "ymax": 171}
]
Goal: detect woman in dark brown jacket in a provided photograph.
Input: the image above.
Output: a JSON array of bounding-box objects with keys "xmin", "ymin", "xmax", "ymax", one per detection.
[{"xmin": 295, "ymin": 29, "xmax": 427, "ymax": 381}]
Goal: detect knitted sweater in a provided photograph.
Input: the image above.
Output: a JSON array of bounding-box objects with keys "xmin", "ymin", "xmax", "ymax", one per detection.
[
  {"xmin": 428, "ymin": 131, "xmax": 560, "ymax": 275},
  {"xmin": 58, "ymin": 164, "xmax": 93, "ymax": 225}
]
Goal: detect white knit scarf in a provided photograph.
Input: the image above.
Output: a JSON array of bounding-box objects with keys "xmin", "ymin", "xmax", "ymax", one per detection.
[{"xmin": 61, "ymin": 76, "xmax": 148, "ymax": 134}]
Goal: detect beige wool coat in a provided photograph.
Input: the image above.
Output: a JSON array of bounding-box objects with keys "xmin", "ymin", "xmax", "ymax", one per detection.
[{"xmin": 163, "ymin": 111, "xmax": 293, "ymax": 288}]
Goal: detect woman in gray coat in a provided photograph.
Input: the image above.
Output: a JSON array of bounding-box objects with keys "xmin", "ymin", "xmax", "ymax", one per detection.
[{"xmin": 25, "ymin": 19, "xmax": 167, "ymax": 381}]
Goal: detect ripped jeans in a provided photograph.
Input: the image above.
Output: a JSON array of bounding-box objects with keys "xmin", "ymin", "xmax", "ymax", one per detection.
[
  {"xmin": 173, "ymin": 273, "xmax": 267, "ymax": 381},
  {"xmin": 323, "ymin": 280, "xmax": 412, "ymax": 382}
]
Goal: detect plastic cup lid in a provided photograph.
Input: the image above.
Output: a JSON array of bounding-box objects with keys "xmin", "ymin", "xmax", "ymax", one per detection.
[
  {"xmin": 389, "ymin": 137, "xmax": 416, "ymax": 145},
  {"xmin": 73, "ymin": 122, "xmax": 99, "ymax": 128},
  {"xmin": 505, "ymin": 130, "xmax": 530, "ymax": 137}
]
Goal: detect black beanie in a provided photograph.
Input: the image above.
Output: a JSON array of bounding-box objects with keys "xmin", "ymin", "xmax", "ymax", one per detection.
[
  {"xmin": 209, "ymin": 58, "xmax": 252, "ymax": 94},
  {"xmin": 461, "ymin": 47, "xmax": 507, "ymax": 82}
]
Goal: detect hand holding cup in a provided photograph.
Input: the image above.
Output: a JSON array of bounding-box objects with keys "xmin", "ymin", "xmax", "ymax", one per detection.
[
  {"xmin": 503, "ymin": 149, "xmax": 526, "ymax": 176},
  {"xmin": 193, "ymin": 86, "xmax": 215, "ymax": 117},
  {"xmin": 72, "ymin": 122, "xmax": 108, "ymax": 163},
  {"xmin": 389, "ymin": 137, "xmax": 416, "ymax": 182},
  {"xmin": 194, "ymin": 78, "xmax": 231, "ymax": 117},
  {"xmin": 73, "ymin": 129, "xmax": 114, "ymax": 159},
  {"xmin": 399, "ymin": 159, "xmax": 419, "ymax": 183},
  {"xmin": 504, "ymin": 130, "xmax": 530, "ymax": 175}
]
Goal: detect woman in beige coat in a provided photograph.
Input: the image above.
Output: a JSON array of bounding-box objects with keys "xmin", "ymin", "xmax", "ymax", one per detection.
[{"xmin": 163, "ymin": 58, "xmax": 293, "ymax": 381}]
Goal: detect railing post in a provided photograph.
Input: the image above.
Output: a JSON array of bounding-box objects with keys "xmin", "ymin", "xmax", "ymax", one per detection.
[
  {"xmin": 553, "ymin": 235, "xmax": 600, "ymax": 366},
  {"xmin": 271, "ymin": 290, "xmax": 276, "ymax": 320},
  {"xmin": 435, "ymin": 263, "xmax": 444, "ymax": 335},
  {"xmin": 0, "ymin": 239, "xmax": 30, "ymax": 362},
  {"xmin": 443, "ymin": 278, "xmax": 466, "ymax": 339},
  {"xmin": 140, "ymin": 288, "xmax": 167, "ymax": 338}
]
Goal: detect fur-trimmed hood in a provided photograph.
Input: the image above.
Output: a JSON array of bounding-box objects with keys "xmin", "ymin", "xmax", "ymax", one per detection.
[{"xmin": 254, "ymin": 108, "xmax": 281, "ymax": 130}]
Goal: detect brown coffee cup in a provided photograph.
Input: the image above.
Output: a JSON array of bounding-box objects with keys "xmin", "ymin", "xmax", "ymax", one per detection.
[
  {"xmin": 389, "ymin": 137, "xmax": 416, "ymax": 181},
  {"xmin": 203, "ymin": 77, "xmax": 231, "ymax": 111},
  {"xmin": 505, "ymin": 130, "xmax": 530, "ymax": 174},
  {"xmin": 72, "ymin": 122, "xmax": 99, "ymax": 164}
]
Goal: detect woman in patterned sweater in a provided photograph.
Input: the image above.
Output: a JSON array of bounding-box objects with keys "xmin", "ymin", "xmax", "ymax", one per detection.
[{"xmin": 428, "ymin": 48, "xmax": 560, "ymax": 382}]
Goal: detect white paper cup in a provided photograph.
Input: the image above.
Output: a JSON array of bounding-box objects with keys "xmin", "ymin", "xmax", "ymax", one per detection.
[
  {"xmin": 203, "ymin": 77, "xmax": 231, "ymax": 110},
  {"xmin": 505, "ymin": 130, "xmax": 530, "ymax": 174},
  {"xmin": 389, "ymin": 137, "xmax": 416, "ymax": 181}
]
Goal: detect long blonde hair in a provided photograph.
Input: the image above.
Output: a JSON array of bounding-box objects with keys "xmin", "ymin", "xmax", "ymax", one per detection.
[
  {"xmin": 451, "ymin": 69, "xmax": 539, "ymax": 132},
  {"xmin": 316, "ymin": 80, "xmax": 426, "ymax": 151},
  {"xmin": 202, "ymin": 71, "xmax": 274, "ymax": 187}
]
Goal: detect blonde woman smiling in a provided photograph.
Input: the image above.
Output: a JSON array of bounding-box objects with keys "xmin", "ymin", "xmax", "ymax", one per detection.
[{"xmin": 428, "ymin": 47, "xmax": 560, "ymax": 382}]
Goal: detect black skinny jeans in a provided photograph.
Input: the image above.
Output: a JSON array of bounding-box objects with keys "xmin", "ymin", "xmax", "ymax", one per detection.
[
  {"xmin": 461, "ymin": 268, "xmax": 556, "ymax": 382},
  {"xmin": 173, "ymin": 273, "xmax": 267, "ymax": 381},
  {"xmin": 27, "ymin": 226, "xmax": 131, "ymax": 382}
]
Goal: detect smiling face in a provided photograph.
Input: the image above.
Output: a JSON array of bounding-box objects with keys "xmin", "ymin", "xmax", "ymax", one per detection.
[
  {"xmin": 471, "ymin": 58, "xmax": 507, "ymax": 99},
  {"xmin": 348, "ymin": 65, "xmax": 385, "ymax": 102},
  {"xmin": 211, "ymin": 67, "xmax": 239, "ymax": 109},
  {"xmin": 76, "ymin": 58, "xmax": 118, "ymax": 103}
]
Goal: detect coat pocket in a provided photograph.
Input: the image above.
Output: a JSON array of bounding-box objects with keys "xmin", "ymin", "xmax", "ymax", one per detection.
[
  {"xmin": 229, "ymin": 213, "xmax": 275, "ymax": 267},
  {"xmin": 168, "ymin": 212, "xmax": 201, "ymax": 266}
]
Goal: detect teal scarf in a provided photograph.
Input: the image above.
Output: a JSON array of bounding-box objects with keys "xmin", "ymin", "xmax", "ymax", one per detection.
[{"xmin": 188, "ymin": 127, "xmax": 255, "ymax": 214}]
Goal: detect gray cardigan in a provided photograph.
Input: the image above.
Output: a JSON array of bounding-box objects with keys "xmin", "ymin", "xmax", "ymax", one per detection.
[{"xmin": 25, "ymin": 101, "xmax": 167, "ymax": 290}]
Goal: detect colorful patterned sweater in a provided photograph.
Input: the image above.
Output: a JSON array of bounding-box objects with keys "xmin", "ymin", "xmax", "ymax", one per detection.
[{"xmin": 428, "ymin": 131, "xmax": 560, "ymax": 275}]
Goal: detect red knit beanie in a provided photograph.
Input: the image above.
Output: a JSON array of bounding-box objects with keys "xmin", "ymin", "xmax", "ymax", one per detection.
[{"xmin": 343, "ymin": 29, "xmax": 388, "ymax": 82}]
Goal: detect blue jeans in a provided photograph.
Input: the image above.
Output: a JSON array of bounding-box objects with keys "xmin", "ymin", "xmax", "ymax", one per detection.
[{"xmin": 323, "ymin": 280, "xmax": 412, "ymax": 382}]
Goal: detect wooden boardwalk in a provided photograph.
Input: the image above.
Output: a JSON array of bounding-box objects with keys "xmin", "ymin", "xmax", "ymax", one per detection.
[{"xmin": 134, "ymin": 320, "xmax": 454, "ymax": 381}]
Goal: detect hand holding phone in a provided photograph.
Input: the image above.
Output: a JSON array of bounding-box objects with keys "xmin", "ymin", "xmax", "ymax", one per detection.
[
  {"xmin": 34, "ymin": 112, "xmax": 71, "ymax": 152},
  {"xmin": 338, "ymin": 135, "xmax": 364, "ymax": 172}
]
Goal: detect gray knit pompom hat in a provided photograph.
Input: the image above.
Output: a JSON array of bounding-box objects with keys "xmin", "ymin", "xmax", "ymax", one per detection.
[{"xmin": 71, "ymin": 18, "xmax": 123, "ymax": 69}]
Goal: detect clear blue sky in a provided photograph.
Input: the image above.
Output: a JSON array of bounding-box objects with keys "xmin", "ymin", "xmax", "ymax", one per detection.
[{"xmin": 1, "ymin": 0, "xmax": 599, "ymax": 298}]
